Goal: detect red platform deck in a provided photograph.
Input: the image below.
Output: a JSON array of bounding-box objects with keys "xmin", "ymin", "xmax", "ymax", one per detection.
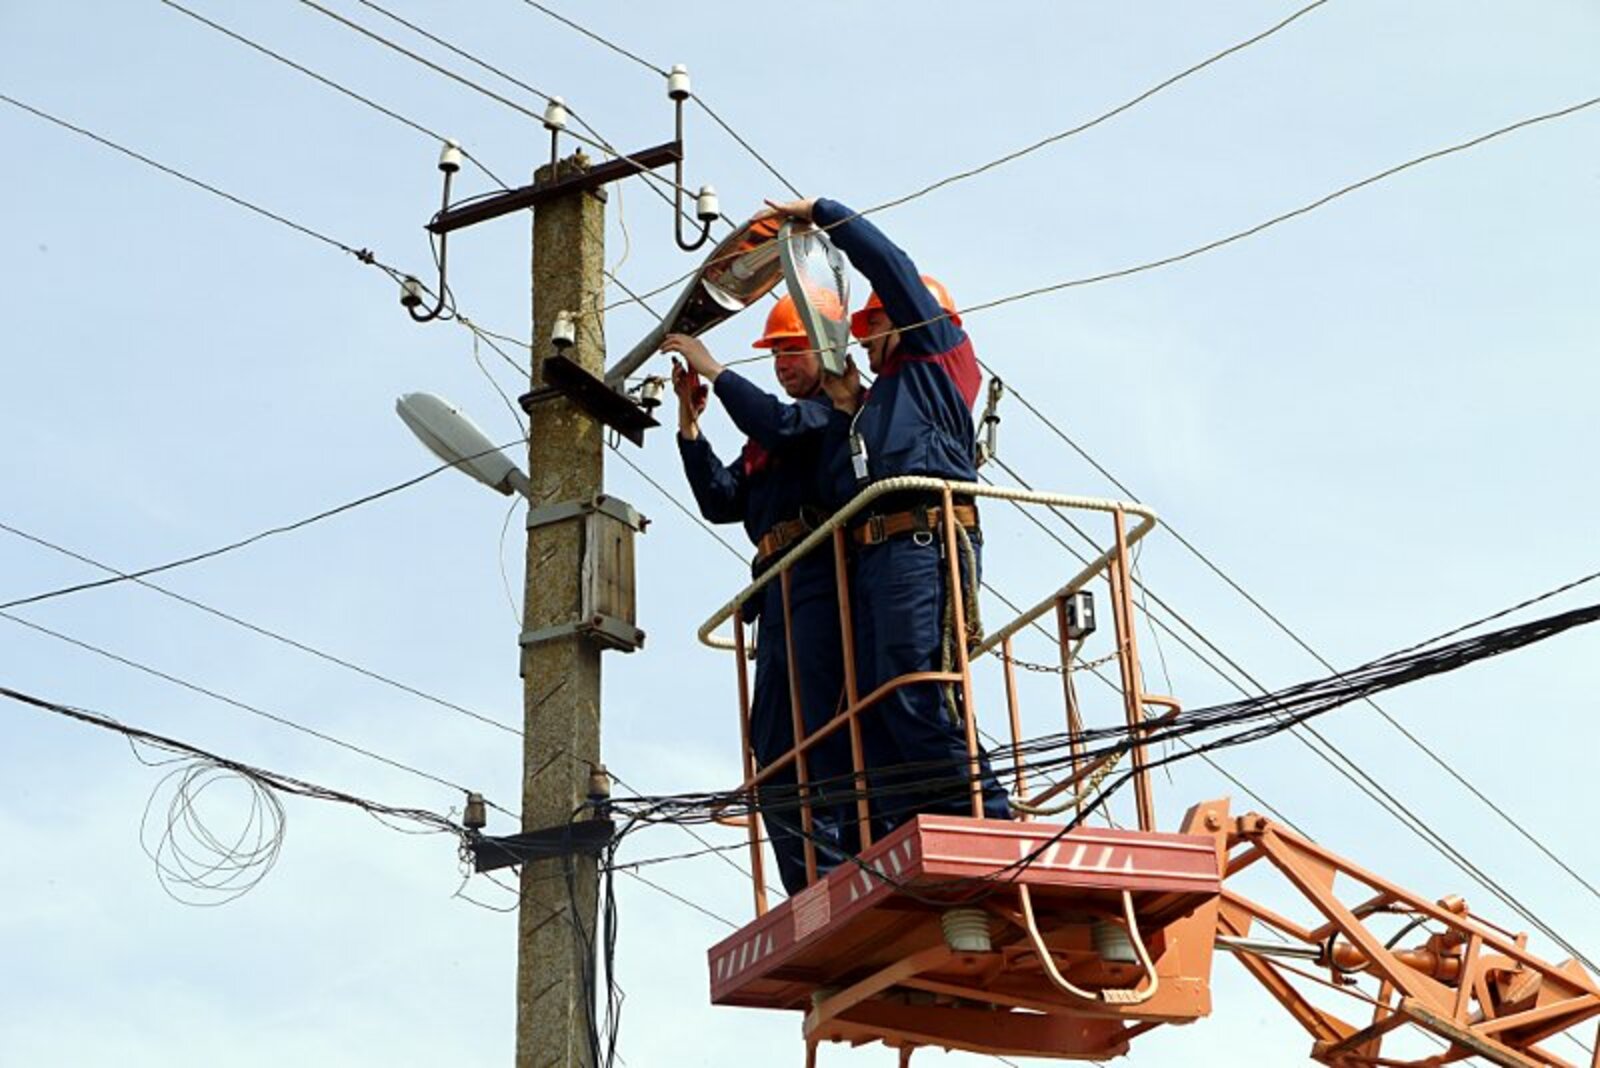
[{"xmin": 709, "ymin": 815, "xmax": 1223, "ymax": 1027}]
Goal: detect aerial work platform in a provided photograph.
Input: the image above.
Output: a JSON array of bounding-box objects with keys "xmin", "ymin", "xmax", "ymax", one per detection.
[
  {"xmin": 709, "ymin": 807, "xmax": 1227, "ymax": 1062},
  {"xmin": 697, "ymin": 480, "xmax": 1600, "ymax": 1065}
]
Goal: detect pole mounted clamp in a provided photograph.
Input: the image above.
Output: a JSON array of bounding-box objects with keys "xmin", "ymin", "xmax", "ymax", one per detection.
[
  {"xmin": 525, "ymin": 494, "xmax": 647, "ymax": 533},
  {"xmin": 522, "ymin": 615, "xmax": 645, "ymax": 652}
]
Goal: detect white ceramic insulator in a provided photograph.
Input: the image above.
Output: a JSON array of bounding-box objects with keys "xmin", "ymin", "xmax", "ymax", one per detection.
[
  {"xmin": 542, "ymin": 96, "xmax": 568, "ymax": 132},
  {"xmin": 940, "ymin": 908, "xmax": 993, "ymax": 954},
  {"xmin": 401, "ymin": 275, "xmax": 425, "ymax": 305},
  {"xmin": 1093, "ymin": 919, "xmax": 1139, "ymax": 964},
  {"xmin": 551, "ymin": 309, "xmax": 577, "ymax": 348},
  {"xmin": 667, "ymin": 63, "xmax": 691, "ymax": 100},
  {"xmin": 695, "ymin": 184, "xmax": 719, "ymax": 222},
  {"xmin": 438, "ymin": 139, "xmax": 462, "ymax": 173}
]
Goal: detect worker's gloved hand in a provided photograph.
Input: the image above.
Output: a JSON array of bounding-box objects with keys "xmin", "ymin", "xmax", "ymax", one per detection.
[
  {"xmin": 821, "ymin": 356, "xmax": 863, "ymax": 414},
  {"xmin": 755, "ymin": 197, "xmax": 817, "ymax": 224},
  {"xmin": 661, "ymin": 333, "xmax": 724, "ymax": 381},
  {"xmin": 671, "ymin": 358, "xmax": 708, "ymax": 413}
]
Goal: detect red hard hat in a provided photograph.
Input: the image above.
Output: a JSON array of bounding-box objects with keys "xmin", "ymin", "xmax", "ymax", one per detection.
[
  {"xmin": 849, "ymin": 275, "xmax": 961, "ymax": 340},
  {"xmin": 753, "ymin": 291, "xmax": 845, "ymax": 349}
]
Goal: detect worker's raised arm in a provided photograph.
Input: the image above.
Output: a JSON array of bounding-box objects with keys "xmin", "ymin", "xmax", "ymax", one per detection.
[
  {"xmin": 677, "ymin": 434, "xmax": 747, "ymax": 525},
  {"xmin": 810, "ymin": 199, "xmax": 964, "ymax": 358},
  {"xmin": 713, "ymin": 370, "xmax": 832, "ymax": 452}
]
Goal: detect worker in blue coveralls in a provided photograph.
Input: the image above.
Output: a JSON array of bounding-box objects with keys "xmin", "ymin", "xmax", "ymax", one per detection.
[
  {"xmin": 661, "ymin": 297, "xmax": 855, "ymax": 894},
  {"xmin": 757, "ymin": 197, "xmax": 1011, "ymax": 836}
]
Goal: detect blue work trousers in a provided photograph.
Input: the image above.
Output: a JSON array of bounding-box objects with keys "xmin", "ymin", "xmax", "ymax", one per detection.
[
  {"xmin": 749, "ymin": 562, "xmax": 855, "ymax": 894},
  {"xmin": 851, "ymin": 534, "xmax": 1011, "ymax": 837}
]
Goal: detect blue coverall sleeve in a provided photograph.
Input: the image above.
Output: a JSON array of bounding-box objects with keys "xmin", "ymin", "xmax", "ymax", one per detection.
[
  {"xmin": 713, "ymin": 370, "xmax": 832, "ymax": 451},
  {"xmin": 812, "ymin": 198, "xmax": 964, "ymax": 358},
  {"xmin": 677, "ymin": 433, "xmax": 746, "ymax": 524}
]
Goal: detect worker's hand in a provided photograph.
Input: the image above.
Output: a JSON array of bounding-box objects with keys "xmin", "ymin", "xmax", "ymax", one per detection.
[
  {"xmin": 755, "ymin": 197, "xmax": 817, "ymax": 224},
  {"xmin": 820, "ymin": 357, "xmax": 863, "ymax": 414},
  {"xmin": 671, "ymin": 358, "xmax": 708, "ymax": 439},
  {"xmin": 661, "ymin": 333, "xmax": 724, "ymax": 381}
]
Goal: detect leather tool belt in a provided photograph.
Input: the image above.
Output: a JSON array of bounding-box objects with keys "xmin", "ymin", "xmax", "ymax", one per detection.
[
  {"xmin": 756, "ymin": 516, "xmax": 815, "ymax": 561},
  {"xmin": 851, "ymin": 503, "xmax": 979, "ymax": 548}
]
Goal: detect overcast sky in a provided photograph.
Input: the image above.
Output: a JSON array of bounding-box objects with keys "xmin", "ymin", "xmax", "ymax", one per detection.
[{"xmin": 3, "ymin": 2, "xmax": 1597, "ymax": 1066}]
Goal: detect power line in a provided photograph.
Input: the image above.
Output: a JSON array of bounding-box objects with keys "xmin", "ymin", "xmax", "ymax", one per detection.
[
  {"xmin": 607, "ymin": 766, "xmax": 782, "ymax": 905},
  {"xmin": 8, "ymin": 66, "xmax": 807, "ymax": 903},
  {"xmin": 692, "ymin": 98, "xmax": 804, "ymax": 199},
  {"xmin": 989, "ymin": 381, "xmax": 1600, "ymax": 907},
  {"xmin": 511, "ymin": 0, "xmax": 804, "ymax": 198},
  {"xmin": 158, "ymin": 0, "xmax": 656, "ymax": 330},
  {"xmin": 606, "ymin": 443, "xmax": 746, "ymax": 563},
  {"xmin": 985, "ymin": 433, "xmax": 1600, "ymax": 958},
  {"xmin": 292, "ymin": 0, "xmax": 705, "ymax": 215},
  {"xmin": 621, "ymin": 868, "xmax": 735, "ymax": 929},
  {"xmin": 294, "ymin": 0, "xmax": 559, "ymax": 122},
  {"xmin": 578, "ymin": 0, "xmax": 1338, "ymax": 314},
  {"xmin": 0, "ymin": 89, "xmax": 539, "ymax": 346},
  {"xmin": 860, "ymin": 0, "xmax": 1333, "ymax": 218},
  {"xmin": 583, "ymin": 84, "xmax": 1600, "ymax": 931},
  {"xmin": 619, "ymin": 596, "xmax": 1600, "ymax": 896},
  {"xmin": 0, "ymin": 91, "xmax": 390, "ymax": 271},
  {"xmin": 514, "ymin": 1, "xmax": 666, "ymax": 77},
  {"xmin": 329, "ymin": 0, "xmax": 1599, "ymax": 957},
  {"xmin": 1384, "ymin": 568, "xmax": 1600, "ymax": 662},
  {"xmin": 349, "ymin": 0, "xmax": 599, "ymax": 143},
  {"xmin": 603, "ymin": 93, "xmax": 1600, "ymax": 324},
  {"xmin": 2, "ymin": 683, "xmax": 465, "ymax": 833},
  {"xmin": 0, "ymin": 436, "xmax": 527, "ymax": 612},
  {"xmin": 156, "ymin": 0, "xmax": 509, "ymax": 188},
  {"xmin": 308, "ymin": 0, "xmax": 739, "ymax": 264},
  {"xmin": 28, "ymin": 4, "xmax": 1587, "ymax": 1036},
  {"xmin": 617, "ymin": 434, "xmax": 1305, "ymax": 845},
  {"xmin": 610, "ymin": 378, "xmax": 1304, "ymax": 838},
  {"xmin": 974, "ymin": 541, "xmax": 1301, "ymax": 830},
  {"xmin": 558, "ymin": 41, "xmax": 1600, "ymax": 960},
  {"xmin": 952, "ymin": 94, "xmax": 1600, "ymax": 315},
  {"xmin": 0, "ymin": 520, "xmax": 522, "ymax": 737},
  {"xmin": 0, "ymin": 609, "xmax": 507, "ymax": 813}
]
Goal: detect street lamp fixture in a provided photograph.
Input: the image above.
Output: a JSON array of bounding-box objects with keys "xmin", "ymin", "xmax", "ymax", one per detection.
[{"xmin": 395, "ymin": 391, "xmax": 531, "ymax": 499}]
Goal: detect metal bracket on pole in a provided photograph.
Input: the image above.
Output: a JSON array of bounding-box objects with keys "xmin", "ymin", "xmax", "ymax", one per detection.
[
  {"xmin": 427, "ymin": 142, "xmax": 680, "ymax": 235},
  {"xmin": 519, "ymin": 354, "xmax": 661, "ymax": 447},
  {"xmin": 521, "ymin": 615, "xmax": 645, "ymax": 652},
  {"xmin": 526, "ymin": 494, "xmax": 647, "ymax": 534},
  {"xmin": 469, "ymin": 817, "xmax": 616, "ymax": 873}
]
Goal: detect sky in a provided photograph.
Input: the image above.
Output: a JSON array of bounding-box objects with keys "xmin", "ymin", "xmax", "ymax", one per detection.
[{"xmin": 2, "ymin": 2, "xmax": 1598, "ymax": 1066}]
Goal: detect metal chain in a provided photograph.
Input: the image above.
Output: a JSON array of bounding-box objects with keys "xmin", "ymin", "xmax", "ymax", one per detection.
[{"xmin": 996, "ymin": 648, "xmax": 1120, "ymax": 676}]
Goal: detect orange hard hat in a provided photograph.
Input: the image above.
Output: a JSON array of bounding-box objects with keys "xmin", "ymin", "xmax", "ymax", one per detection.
[
  {"xmin": 753, "ymin": 291, "xmax": 845, "ymax": 350},
  {"xmin": 849, "ymin": 275, "xmax": 961, "ymax": 339}
]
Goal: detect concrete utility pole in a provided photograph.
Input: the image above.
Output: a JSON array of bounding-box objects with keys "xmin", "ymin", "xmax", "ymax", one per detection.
[{"xmin": 518, "ymin": 150, "xmax": 606, "ymax": 1068}]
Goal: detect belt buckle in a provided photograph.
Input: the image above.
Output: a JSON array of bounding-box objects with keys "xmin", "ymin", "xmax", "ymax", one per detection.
[{"xmin": 866, "ymin": 514, "xmax": 886, "ymax": 546}]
